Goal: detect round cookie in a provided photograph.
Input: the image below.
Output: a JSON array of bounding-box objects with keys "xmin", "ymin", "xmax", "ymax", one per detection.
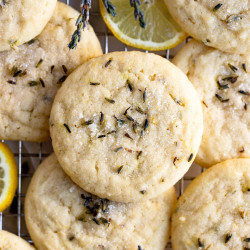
[
  {"xmin": 173, "ymin": 40, "xmax": 250, "ymax": 168},
  {"xmin": 0, "ymin": 230, "xmax": 34, "ymax": 250},
  {"xmin": 25, "ymin": 154, "xmax": 177, "ymax": 250},
  {"xmin": 164, "ymin": 0, "xmax": 250, "ymax": 54},
  {"xmin": 0, "ymin": 0, "xmax": 57, "ymax": 52},
  {"xmin": 50, "ymin": 51, "xmax": 203, "ymax": 203},
  {"xmin": 0, "ymin": 2, "xmax": 102, "ymax": 142},
  {"xmin": 171, "ymin": 158, "xmax": 250, "ymax": 250}
]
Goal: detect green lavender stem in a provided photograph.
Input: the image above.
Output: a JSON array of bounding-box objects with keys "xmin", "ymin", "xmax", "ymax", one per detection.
[
  {"xmin": 102, "ymin": 0, "xmax": 116, "ymax": 16},
  {"xmin": 68, "ymin": 0, "xmax": 91, "ymax": 50}
]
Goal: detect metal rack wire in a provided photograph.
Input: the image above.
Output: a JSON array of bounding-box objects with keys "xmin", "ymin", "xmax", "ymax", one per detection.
[{"xmin": 1, "ymin": 0, "xmax": 204, "ymax": 249}]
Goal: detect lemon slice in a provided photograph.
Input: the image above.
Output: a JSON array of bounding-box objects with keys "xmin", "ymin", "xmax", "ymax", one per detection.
[
  {"xmin": 99, "ymin": 0, "xmax": 186, "ymax": 51},
  {"xmin": 0, "ymin": 142, "xmax": 17, "ymax": 212}
]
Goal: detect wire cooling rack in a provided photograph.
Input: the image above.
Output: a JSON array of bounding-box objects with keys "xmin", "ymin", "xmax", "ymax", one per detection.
[{"xmin": 0, "ymin": 0, "xmax": 204, "ymax": 249}]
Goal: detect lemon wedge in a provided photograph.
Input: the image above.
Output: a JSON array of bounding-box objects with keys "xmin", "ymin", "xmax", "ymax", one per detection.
[
  {"xmin": 99, "ymin": 0, "xmax": 186, "ymax": 51},
  {"xmin": 0, "ymin": 142, "xmax": 17, "ymax": 212}
]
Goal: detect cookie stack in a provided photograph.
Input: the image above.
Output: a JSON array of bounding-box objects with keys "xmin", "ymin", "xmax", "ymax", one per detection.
[
  {"xmin": 24, "ymin": 50, "xmax": 204, "ymax": 249},
  {"xmin": 164, "ymin": 0, "xmax": 250, "ymax": 249}
]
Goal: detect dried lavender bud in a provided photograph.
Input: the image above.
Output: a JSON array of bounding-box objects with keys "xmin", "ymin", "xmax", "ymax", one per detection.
[
  {"xmin": 130, "ymin": 0, "xmax": 146, "ymax": 28},
  {"xmin": 68, "ymin": 0, "xmax": 91, "ymax": 49},
  {"xmin": 213, "ymin": 3, "xmax": 222, "ymax": 11},
  {"xmin": 102, "ymin": 0, "xmax": 116, "ymax": 16}
]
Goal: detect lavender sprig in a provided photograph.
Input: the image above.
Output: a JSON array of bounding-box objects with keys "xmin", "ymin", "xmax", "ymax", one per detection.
[
  {"xmin": 68, "ymin": 0, "xmax": 91, "ymax": 50},
  {"xmin": 102, "ymin": 0, "xmax": 116, "ymax": 16},
  {"xmin": 130, "ymin": 0, "xmax": 146, "ymax": 28}
]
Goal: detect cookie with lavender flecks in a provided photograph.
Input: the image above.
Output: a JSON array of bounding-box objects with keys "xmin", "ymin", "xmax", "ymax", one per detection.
[
  {"xmin": 171, "ymin": 158, "xmax": 250, "ymax": 250},
  {"xmin": 173, "ymin": 40, "xmax": 250, "ymax": 168},
  {"xmin": 50, "ymin": 51, "xmax": 203, "ymax": 203},
  {"xmin": 165, "ymin": 0, "xmax": 250, "ymax": 54},
  {"xmin": 25, "ymin": 154, "xmax": 177, "ymax": 250},
  {"xmin": 0, "ymin": 2, "xmax": 102, "ymax": 142}
]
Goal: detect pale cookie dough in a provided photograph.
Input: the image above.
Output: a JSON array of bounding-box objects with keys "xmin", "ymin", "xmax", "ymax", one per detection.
[
  {"xmin": 0, "ymin": 2, "xmax": 102, "ymax": 142},
  {"xmin": 164, "ymin": 0, "xmax": 250, "ymax": 54},
  {"xmin": 50, "ymin": 51, "xmax": 203, "ymax": 203},
  {"xmin": 0, "ymin": 230, "xmax": 35, "ymax": 250},
  {"xmin": 0, "ymin": 0, "xmax": 57, "ymax": 52},
  {"xmin": 173, "ymin": 40, "xmax": 250, "ymax": 168},
  {"xmin": 25, "ymin": 154, "xmax": 177, "ymax": 250},
  {"xmin": 171, "ymin": 158, "xmax": 250, "ymax": 250}
]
